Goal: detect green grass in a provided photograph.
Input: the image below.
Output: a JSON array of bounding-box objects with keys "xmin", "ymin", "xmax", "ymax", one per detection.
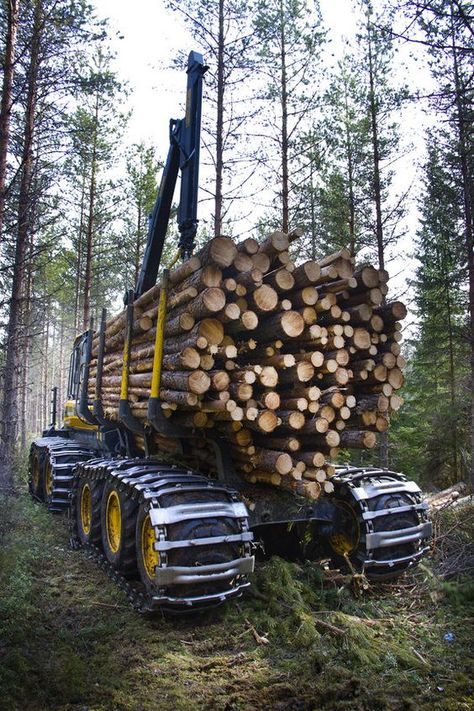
[{"xmin": 0, "ymin": 492, "xmax": 473, "ymax": 711}]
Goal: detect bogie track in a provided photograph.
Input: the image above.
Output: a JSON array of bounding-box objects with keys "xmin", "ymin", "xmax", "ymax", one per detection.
[
  {"xmin": 326, "ymin": 467, "xmax": 432, "ymax": 580},
  {"xmin": 69, "ymin": 458, "xmax": 255, "ymax": 612},
  {"xmin": 29, "ymin": 438, "xmax": 97, "ymax": 512},
  {"xmin": 29, "ymin": 437, "xmax": 432, "ymax": 610}
]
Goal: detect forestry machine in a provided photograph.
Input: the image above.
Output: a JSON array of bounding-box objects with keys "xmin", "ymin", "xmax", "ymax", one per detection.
[{"xmin": 28, "ymin": 52, "xmax": 432, "ymax": 612}]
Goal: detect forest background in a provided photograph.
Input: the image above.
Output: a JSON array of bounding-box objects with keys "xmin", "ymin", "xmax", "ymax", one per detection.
[{"xmin": 0, "ymin": 0, "xmax": 472, "ymax": 492}]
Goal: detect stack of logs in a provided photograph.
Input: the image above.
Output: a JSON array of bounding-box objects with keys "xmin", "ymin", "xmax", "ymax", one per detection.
[{"xmin": 88, "ymin": 231, "xmax": 406, "ymax": 501}]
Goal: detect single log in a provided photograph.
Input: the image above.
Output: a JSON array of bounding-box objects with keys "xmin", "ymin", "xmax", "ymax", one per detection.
[
  {"xmin": 208, "ymin": 370, "xmax": 230, "ymax": 391},
  {"xmin": 257, "ymin": 436, "xmax": 300, "ymax": 452},
  {"xmin": 196, "ymin": 235, "xmax": 237, "ymax": 267},
  {"xmin": 279, "ymin": 397, "xmax": 308, "ymax": 411},
  {"xmin": 251, "ymin": 251, "xmax": 271, "ymax": 273},
  {"xmin": 200, "ymin": 354, "xmax": 215, "ymax": 370},
  {"xmin": 226, "ymin": 310, "xmax": 259, "ymax": 332},
  {"xmin": 355, "ymin": 394, "xmax": 389, "ymax": 413},
  {"xmin": 292, "ymin": 261, "xmax": 321, "ymax": 289},
  {"xmin": 339, "ymin": 430, "xmax": 377, "ymax": 449},
  {"xmin": 229, "ymin": 382, "xmax": 253, "ymax": 401},
  {"xmin": 373, "ymin": 301, "xmax": 407, "ymax": 322},
  {"xmin": 232, "ymin": 252, "xmax": 254, "ymax": 273},
  {"xmin": 248, "ymin": 284, "xmax": 279, "ymax": 314},
  {"xmin": 258, "ymin": 390, "xmax": 280, "ymax": 410},
  {"xmin": 160, "ymin": 370, "xmax": 211, "ymax": 394},
  {"xmin": 173, "ymin": 264, "xmax": 223, "ymax": 295},
  {"xmin": 217, "ymin": 303, "xmax": 241, "ymax": 323},
  {"xmin": 235, "ymin": 268, "xmax": 263, "ymax": 291},
  {"xmin": 351, "ymin": 265, "xmax": 380, "ymax": 290},
  {"xmin": 237, "ymin": 237, "xmax": 259, "ymax": 255},
  {"xmin": 160, "ymin": 347, "xmax": 201, "ymax": 371},
  {"xmin": 245, "ymin": 409, "xmax": 279, "ymax": 433},
  {"xmin": 172, "ymin": 287, "xmax": 226, "ymax": 320},
  {"xmin": 163, "ymin": 311, "xmax": 195, "ymax": 337},
  {"xmin": 279, "ymin": 361, "xmax": 314, "ymax": 384},
  {"xmin": 253, "ymin": 449, "xmax": 293, "ymax": 475},
  {"xmin": 290, "ymin": 286, "xmax": 318, "ymax": 308},
  {"xmin": 159, "ymin": 390, "xmax": 199, "ymax": 407},
  {"xmin": 163, "ymin": 319, "xmax": 224, "ymax": 353},
  {"xmin": 387, "ymin": 367, "xmax": 404, "ymax": 390},
  {"xmin": 254, "ymin": 310, "xmax": 304, "ymax": 341},
  {"xmin": 264, "ymin": 268, "xmax": 295, "ymax": 292},
  {"xmin": 277, "ymin": 410, "xmax": 305, "ymax": 430},
  {"xmin": 259, "ymin": 230, "xmax": 289, "ymax": 256},
  {"xmin": 297, "ymin": 451, "xmax": 326, "ymax": 468}
]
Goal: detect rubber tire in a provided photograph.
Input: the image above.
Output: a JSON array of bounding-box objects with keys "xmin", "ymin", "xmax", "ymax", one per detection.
[
  {"xmin": 332, "ymin": 483, "xmax": 422, "ymax": 582},
  {"xmin": 135, "ymin": 503, "xmax": 158, "ymax": 593},
  {"xmin": 100, "ymin": 480, "xmax": 138, "ymax": 577},
  {"xmin": 362, "ymin": 493, "xmax": 420, "ymax": 581},
  {"xmin": 41, "ymin": 454, "xmax": 54, "ymax": 503},
  {"xmin": 76, "ymin": 477, "xmax": 104, "ymax": 546},
  {"xmin": 163, "ymin": 490, "xmax": 242, "ymax": 599},
  {"xmin": 29, "ymin": 447, "xmax": 45, "ymax": 502}
]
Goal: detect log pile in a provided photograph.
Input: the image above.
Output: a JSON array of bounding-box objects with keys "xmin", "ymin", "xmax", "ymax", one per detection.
[{"xmin": 88, "ymin": 232, "xmax": 406, "ymax": 501}]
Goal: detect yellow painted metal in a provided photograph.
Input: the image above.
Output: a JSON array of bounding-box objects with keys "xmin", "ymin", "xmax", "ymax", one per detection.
[
  {"xmin": 63, "ymin": 400, "xmax": 97, "ymax": 431},
  {"xmin": 106, "ymin": 490, "xmax": 121, "ymax": 554},
  {"xmin": 44, "ymin": 460, "xmax": 53, "ymax": 497},
  {"xmin": 120, "ymin": 330, "xmax": 130, "ymax": 401},
  {"xmin": 150, "ymin": 269, "xmax": 169, "ymax": 398},
  {"xmin": 80, "ymin": 483, "xmax": 92, "ymax": 535},
  {"xmin": 141, "ymin": 513, "xmax": 159, "ymax": 580},
  {"xmin": 166, "ymin": 248, "xmax": 181, "ymax": 270},
  {"xmin": 31, "ymin": 454, "xmax": 40, "ymax": 491}
]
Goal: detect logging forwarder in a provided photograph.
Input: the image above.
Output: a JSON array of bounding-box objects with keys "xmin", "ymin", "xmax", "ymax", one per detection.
[{"xmin": 29, "ymin": 51, "xmax": 432, "ymax": 612}]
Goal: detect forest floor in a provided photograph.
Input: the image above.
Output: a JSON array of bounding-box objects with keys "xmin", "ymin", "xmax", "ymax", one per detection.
[{"xmin": 0, "ymin": 482, "xmax": 473, "ymax": 711}]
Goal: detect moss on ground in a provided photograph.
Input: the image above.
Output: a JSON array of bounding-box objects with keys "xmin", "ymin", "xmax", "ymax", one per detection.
[{"xmin": 0, "ymin": 493, "xmax": 472, "ymax": 711}]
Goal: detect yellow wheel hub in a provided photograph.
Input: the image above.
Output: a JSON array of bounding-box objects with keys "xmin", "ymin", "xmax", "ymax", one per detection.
[
  {"xmin": 329, "ymin": 501, "xmax": 360, "ymax": 556},
  {"xmin": 31, "ymin": 454, "xmax": 40, "ymax": 491},
  {"xmin": 106, "ymin": 490, "xmax": 122, "ymax": 554},
  {"xmin": 141, "ymin": 514, "xmax": 159, "ymax": 580},
  {"xmin": 80, "ymin": 484, "xmax": 92, "ymax": 535},
  {"xmin": 44, "ymin": 460, "xmax": 53, "ymax": 497}
]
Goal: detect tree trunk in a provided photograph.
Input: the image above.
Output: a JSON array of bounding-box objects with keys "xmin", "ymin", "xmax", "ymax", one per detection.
[
  {"xmin": 344, "ymin": 83, "xmax": 356, "ymax": 257},
  {"xmin": 0, "ymin": 0, "xmax": 20, "ymax": 240},
  {"xmin": 367, "ymin": 20, "xmax": 385, "ymax": 272},
  {"xmin": 0, "ymin": 0, "xmax": 41, "ymax": 489},
  {"xmin": 214, "ymin": 0, "xmax": 225, "ymax": 237},
  {"xmin": 451, "ymin": 8, "xmax": 474, "ymax": 486},
  {"xmin": 83, "ymin": 90, "xmax": 99, "ymax": 330},
  {"xmin": 280, "ymin": 0, "xmax": 289, "ymax": 232},
  {"xmin": 74, "ymin": 170, "xmax": 86, "ymax": 333}
]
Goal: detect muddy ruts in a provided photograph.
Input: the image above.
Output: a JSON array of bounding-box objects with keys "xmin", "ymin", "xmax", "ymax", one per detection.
[{"xmin": 69, "ymin": 458, "xmax": 254, "ymax": 611}]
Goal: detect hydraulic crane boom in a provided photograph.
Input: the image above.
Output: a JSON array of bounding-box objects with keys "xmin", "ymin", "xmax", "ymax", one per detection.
[{"xmin": 134, "ymin": 50, "xmax": 207, "ymax": 299}]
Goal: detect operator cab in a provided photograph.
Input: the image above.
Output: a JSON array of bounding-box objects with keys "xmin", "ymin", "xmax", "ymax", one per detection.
[{"xmin": 63, "ymin": 333, "xmax": 97, "ymax": 431}]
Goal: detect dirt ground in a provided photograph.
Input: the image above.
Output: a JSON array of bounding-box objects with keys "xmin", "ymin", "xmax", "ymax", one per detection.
[{"xmin": 0, "ymin": 492, "xmax": 473, "ymax": 711}]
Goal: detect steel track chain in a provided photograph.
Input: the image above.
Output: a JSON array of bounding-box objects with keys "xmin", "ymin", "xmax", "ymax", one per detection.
[
  {"xmin": 331, "ymin": 466, "xmax": 432, "ymax": 576},
  {"xmin": 69, "ymin": 457, "xmax": 254, "ymax": 613},
  {"xmin": 29, "ymin": 438, "xmax": 97, "ymax": 512}
]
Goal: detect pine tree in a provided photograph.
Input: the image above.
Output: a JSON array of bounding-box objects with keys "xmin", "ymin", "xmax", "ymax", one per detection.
[
  {"xmin": 408, "ymin": 0, "xmax": 474, "ymax": 484},
  {"xmin": 66, "ymin": 47, "xmax": 128, "ymax": 330},
  {"xmin": 118, "ymin": 142, "xmax": 160, "ymax": 291},
  {"xmin": 391, "ymin": 139, "xmax": 469, "ymax": 485},
  {"xmin": 167, "ymin": 0, "xmax": 259, "ymax": 236},
  {"xmin": 0, "ymin": 0, "xmax": 105, "ymax": 486},
  {"xmin": 254, "ymin": 0, "xmax": 325, "ymax": 233}
]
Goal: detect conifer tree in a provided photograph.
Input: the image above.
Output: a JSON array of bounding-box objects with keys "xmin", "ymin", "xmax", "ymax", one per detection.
[
  {"xmin": 254, "ymin": 0, "xmax": 325, "ymax": 233},
  {"xmin": 167, "ymin": 0, "xmax": 259, "ymax": 236}
]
